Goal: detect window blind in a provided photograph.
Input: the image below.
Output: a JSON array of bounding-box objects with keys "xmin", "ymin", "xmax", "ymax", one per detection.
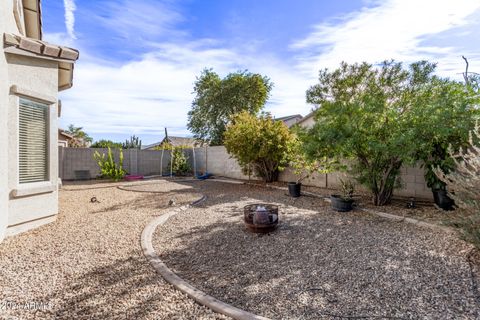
[{"xmin": 19, "ymin": 98, "xmax": 49, "ymax": 184}]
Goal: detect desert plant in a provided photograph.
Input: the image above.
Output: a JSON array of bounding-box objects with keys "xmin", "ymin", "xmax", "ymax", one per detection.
[
  {"xmin": 224, "ymin": 111, "xmax": 297, "ymax": 182},
  {"xmin": 93, "ymin": 147, "xmax": 126, "ymax": 181},
  {"xmin": 339, "ymin": 178, "xmax": 355, "ymax": 201},
  {"xmin": 434, "ymin": 124, "xmax": 480, "ymax": 246},
  {"xmin": 168, "ymin": 147, "xmax": 191, "ymax": 175},
  {"xmin": 123, "ymin": 135, "xmax": 142, "ymax": 149}
]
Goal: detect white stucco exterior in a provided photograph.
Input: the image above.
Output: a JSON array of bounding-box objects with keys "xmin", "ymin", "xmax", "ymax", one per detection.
[{"xmin": 0, "ymin": 0, "xmax": 78, "ymax": 242}]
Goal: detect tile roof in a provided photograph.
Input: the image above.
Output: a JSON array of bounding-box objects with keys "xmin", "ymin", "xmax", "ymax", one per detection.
[{"xmin": 3, "ymin": 33, "xmax": 79, "ymax": 61}]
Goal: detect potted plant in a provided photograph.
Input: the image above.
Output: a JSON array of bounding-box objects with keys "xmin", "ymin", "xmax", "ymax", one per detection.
[
  {"xmin": 425, "ymin": 164, "xmax": 455, "ymax": 211},
  {"xmin": 289, "ymin": 155, "xmax": 330, "ymax": 198},
  {"xmin": 423, "ymin": 144, "xmax": 455, "ymax": 211},
  {"xmin": 331, "ymin": 178, "xmax": 355, "ymax": 212}
]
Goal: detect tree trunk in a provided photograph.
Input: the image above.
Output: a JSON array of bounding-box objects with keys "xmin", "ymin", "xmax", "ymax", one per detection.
[
  {"xmin": 371, "ymin": 160, "xmax": 402, "ymax": 206},
  {"xmin": 264, "ymin": 168, "xmax": 279, "ymax": 183},
  {"xmin": 372, "ymin": 186, "xmax": 394, "ymax": 206}
]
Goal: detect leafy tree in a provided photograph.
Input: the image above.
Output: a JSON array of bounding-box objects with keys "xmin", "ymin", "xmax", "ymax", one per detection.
[
  {"xmin": 415, "ymin": 78, "xmax": 479, "ymax": 190},
  {"xmin": 122, "ymin": 135, "xmax": 142, "ymax": 149},
  {"xmin": 66, "ymin": 124, "xmax": 93, "ymax": 148},
  {"xmin": 91, "ymin": 140, "xmax": 123, "ymax": 149},
  {"xmin": 224, "ymin": 111, "xmax": 297, "ymax": 182},
  {"xmin": 187, "ymin": 69, "xmax": 273, "ymax": 145},
  {"xmin": 303, "ymin": 60, "xmax": 466, "ymax": 206}
]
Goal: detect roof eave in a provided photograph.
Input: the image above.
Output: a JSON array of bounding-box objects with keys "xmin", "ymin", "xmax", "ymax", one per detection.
[{"xmin": 22, "ymin": 0, "xmax": 42, "ymax": 40}]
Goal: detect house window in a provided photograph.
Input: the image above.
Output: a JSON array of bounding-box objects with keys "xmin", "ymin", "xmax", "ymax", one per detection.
[{"xmin": 19, "ymin": 98, "xmax": 49, "ymax": 184}]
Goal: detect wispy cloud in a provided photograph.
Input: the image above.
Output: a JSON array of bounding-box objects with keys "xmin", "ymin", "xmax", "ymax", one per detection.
[
  {"xmin": 57, "ymin": 0, "xmax": 480, "ymax": 143},
  {"xmin": 291, "ymin": 0, "xmax": 480, "ymax": 77},
  {"xmin": 63, "ymin": 0, "xmax": 77, "ymax": 40},
  {"xmin": 60, "ymin": 41, "xmax": 311, "ymax": 142},
  {"xmin": 94, "ymin": 0, "xmax": 185, "ymax": 41}
]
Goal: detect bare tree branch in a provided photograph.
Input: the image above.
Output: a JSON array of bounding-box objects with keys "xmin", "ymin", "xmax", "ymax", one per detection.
[{"xmin": 463, "ymin": 55, "xmax": 470, "ymax": 85}]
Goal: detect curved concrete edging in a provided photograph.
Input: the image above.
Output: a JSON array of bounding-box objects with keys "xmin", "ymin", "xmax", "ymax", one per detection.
[
  {"xmin": 141, "ymin": 177, "xmax": 455, "ymax": 319},
  {"xmin": 141, "ymin": 192, "xmax": 269, "ymax": 320}
]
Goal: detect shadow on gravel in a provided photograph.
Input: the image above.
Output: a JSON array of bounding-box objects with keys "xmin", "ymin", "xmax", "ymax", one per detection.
[
  {"xmin": 158, "ymin": 181, "xmax": 480, "ymax": 319},
  {"xmin": 33, "ymin": 254, "xmax": 165, "ymax": 319}
]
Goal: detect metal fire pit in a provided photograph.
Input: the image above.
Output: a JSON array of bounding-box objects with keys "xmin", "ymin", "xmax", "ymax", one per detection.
[{"xmin": 244, "ymin": 204, "xmax": 278, "ymax": 233}]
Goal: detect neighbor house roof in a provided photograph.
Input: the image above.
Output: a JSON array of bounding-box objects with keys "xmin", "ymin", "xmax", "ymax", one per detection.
[
  {"xmin": 58, "ymin": 129, "xmax": 74, "ymax": 140},
  {"xmin": 142, "ymin": 136, "xmax": 200, "ymax": 150},
  {"xmin": 166, "ymin": 136, "xmax": 199, "ymax": 147},
  {"xmin": 274, "ymin": 114, "xmax": 303, "ymax": 128},
  {"xmin": 296, "ymin": 109, "xmax": 317, "ymax": 127},
  {"xmin": 275, "ymin": 114, "xmax": 303, "ymax": 122}
]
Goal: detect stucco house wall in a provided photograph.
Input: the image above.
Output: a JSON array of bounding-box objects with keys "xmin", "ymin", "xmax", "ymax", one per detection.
[
  {"xmin": 6, "ymin": 55, "xmax": 59, "ymax": 236},
  {"xmin": 0, "ymin": 1, "xmax": 14, "ymax": 241},
  {"xmin": 0, "ymin": 0, "xmax": 78, "ymax": 242}
]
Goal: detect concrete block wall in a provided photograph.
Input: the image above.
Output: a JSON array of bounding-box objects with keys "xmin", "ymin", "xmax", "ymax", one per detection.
[
  {"xmin": 194, "ymin": 146, "xmax": 259, "ymax": 180},
  {"xmin": 59, "ymin": 146, "xmax": 432, "ymax": 199},
  {"xmin": 196, "ymin": 146, "xmax": 431, "ymax": 199},
  {"xmin": 137, "ymin": 150, "xmax": 172, "ymax": 176},
  {"xmin": 59, "ymin": 147, "xmax": 172, "ymax": 180}
]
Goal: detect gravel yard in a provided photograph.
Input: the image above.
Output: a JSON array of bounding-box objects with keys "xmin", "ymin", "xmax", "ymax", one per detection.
[
  {"xmin": 154, "ymin": 180, "xmax": 480, "ymax": 319},
  {"xmin": 0, "ymin": 179, "xmax": 226, "ymax": 320}
]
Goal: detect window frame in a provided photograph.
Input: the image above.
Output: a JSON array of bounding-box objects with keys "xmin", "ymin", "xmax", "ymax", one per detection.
[{"xmin": 17, "ymin": 96, "xmax": 51, "ymax": 186}]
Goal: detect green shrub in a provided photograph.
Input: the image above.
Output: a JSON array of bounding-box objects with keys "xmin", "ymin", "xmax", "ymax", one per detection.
[
  {"xmin": 169, "ymin": 147, "xmax": 191, "ymax": 175},
  {"xmin": 93, "ymin": 147, "xmax": 126, "ymax": 181},
  {"xmin": 91, "ymin": 139, "xmax": 123, "ymax": 149},
  {"xmin": 224, "ymin": 111, "xmax": 297, "ymax": 182}
]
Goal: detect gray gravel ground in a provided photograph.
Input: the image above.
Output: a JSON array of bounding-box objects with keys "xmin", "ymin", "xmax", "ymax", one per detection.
[
  {"xmin": 154, "ymin": 180, "xmax": 480, "ymax": 319},
  {"xmin": 0, "ymin": 179, "xmax": 226, "ymax": 320}
]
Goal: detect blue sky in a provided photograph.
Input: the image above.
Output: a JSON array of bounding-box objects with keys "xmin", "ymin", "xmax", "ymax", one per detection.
[{"xmin": 42, "ymin": 0, "xmax": 480, "ymax": 145}]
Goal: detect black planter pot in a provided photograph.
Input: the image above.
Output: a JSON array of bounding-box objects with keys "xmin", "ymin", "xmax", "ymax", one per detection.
[
  {"xmin": 288, "ymin": 182, "xmax": 302, "ymax": 197},
  {"xmin": 432, "ymin": 189, "xmax": 455, "ymax": 211},
  {"xmin": 331, "ymin": 194, "xmax": 354, "ymax": 212}
]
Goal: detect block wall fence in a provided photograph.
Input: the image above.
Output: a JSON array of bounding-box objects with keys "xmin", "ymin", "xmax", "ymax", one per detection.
[{"xmin": 59, "ymin": 146, "xmax": 432, "ymax": 199}]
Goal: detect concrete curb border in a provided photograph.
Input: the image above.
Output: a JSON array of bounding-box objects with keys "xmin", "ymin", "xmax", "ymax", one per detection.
[
  {"xmin": 141, "ymin": 193, "xmax": 269, "ymax": 320},
  {"xmin": 141, "ymin": 177, "xmax": 455, "ymax": 319}
]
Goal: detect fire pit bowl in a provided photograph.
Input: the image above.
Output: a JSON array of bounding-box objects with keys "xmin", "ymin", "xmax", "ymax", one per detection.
[{"xmin": 244, "ymin": 204, "xmax": 279, "ymax": 233}]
